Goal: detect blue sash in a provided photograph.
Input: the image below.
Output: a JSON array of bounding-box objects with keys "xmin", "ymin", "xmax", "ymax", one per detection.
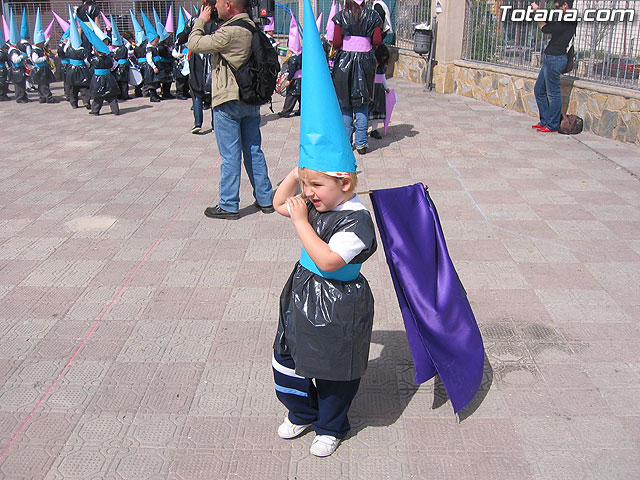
[
  {"xmin": 12, "ymin": 62, "xmax": 24, "ymax": 67},
  {"xmin": 35, "ymin": 62, "xmax": 48, "ymax": 68},
  {"xmin": 152, "ymin": 55, "xmax": 162, "ymax": 62},
  {"xmin": 137, "ymin": 57, "xmax": 147, "ymax": 63},
  {"xmin": 117, "ymin": 59, "xmax": 129, "ymax": 65},
  {"xmin": 60, "ymin": 58, "xmax": 70, "ymax": 64},
  {"xmin": 69, "ymin": 59, "xmax": 84, "ymax": 66},
  {"xmin": 299, "ymin": 248, "xmax": 361, "ymax": 281},
  {"xmin": 94, "ymin": 68, "xmax": 110, "ymax": 75}
]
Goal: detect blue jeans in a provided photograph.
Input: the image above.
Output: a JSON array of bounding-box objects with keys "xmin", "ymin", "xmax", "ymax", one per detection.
[
  {"xmin": 192, "ymin": 92, "xmax": 213, "ymax": 129},
  {"xmin": 341, "ymin": 105, "xmax": 369, "ymax": 148},
  {"xmin": 534, "ymin": 54, "xmax": 567, "ymax": 131},
  {"xmin": 213, "ymin": 101, "xmax": 274, "ymax": 213}
]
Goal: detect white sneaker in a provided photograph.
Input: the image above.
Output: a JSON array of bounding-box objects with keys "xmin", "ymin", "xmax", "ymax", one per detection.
[
  {"xmin": 309, "ymin": 435, "xmax": 341, "ymax": 457},
  {"xmin": 277, "ymin": 417, "xmax": 311, "ymax": 439}
]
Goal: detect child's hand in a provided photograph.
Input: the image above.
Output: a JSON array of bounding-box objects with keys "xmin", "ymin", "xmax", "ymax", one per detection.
[{"xmin": 286, "ymin": 196, "xmax": 308, "ymax": 225}]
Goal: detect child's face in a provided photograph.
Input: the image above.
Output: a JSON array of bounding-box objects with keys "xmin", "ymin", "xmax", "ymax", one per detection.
[{"xmin": 299, "ymin": 168, "xmax": 352, "ymax": 212}]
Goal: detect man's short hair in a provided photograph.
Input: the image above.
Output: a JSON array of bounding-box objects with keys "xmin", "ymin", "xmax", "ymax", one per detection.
[
  {"xmin": 559, "ymin": 0, "xmax": 574, "ymax": 7},
  {"xmin": 229, "ymin": 0, "xmax": 247, "ymax": 10}
]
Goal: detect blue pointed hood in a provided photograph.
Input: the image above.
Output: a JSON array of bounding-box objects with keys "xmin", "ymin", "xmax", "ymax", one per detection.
[
  {"xmin": 0, "ymin": 21, "xmax": 5, "ymax": 45},
  {"xmin": 68, "ymin": 10, "xmax": 82, "ymax": 49},
  {"xmin": 78, "ymin": 16, "xmax": 109, "ymax": 53},
  {"xmin": 153, "ymin": 8, "xmax": 169, "ymax": 41},
  {"xmin": 9, "ymin": 9, "xmax": 20, "ymax": 45},
  {"xmin": 140, "ymin": 10, "xmax": 159, "ymax": 43},
  {"xmin": 20, "ymin": 8, "xmax": 29, "ymax": 39},
  {"xmin": 299, "ymin": 0, "xmax": 356, "ymax": 173},
  {"xmin": 129, "ymin": 10, "xmax": 146, "ymax": 45},
  {"xmin": 110, "ymin": 15, "xmax": 122, "ymax": 46},
  {"xmin": 176, "ymin": 7, "xmax": 186, "ymax": 36},
  {"xmin": 60, "ymin": 22, "xmax": 71, "ymax": 41},
  {"xmin": 88, "ymin": 16, "xmax": 108, "ymax": 42},
  {"xmin": 32, "ymin": 8, "xmax": 45, "ymax": 44}
]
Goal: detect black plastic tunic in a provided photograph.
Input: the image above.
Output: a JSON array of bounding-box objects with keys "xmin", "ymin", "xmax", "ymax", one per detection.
[
  {"xmin": 141, "ymin": 44, "xmax": 159, "ymax": 85},
  {"xmin": 7, "ymin": 47, "xmax": 26, "ymax": 83},
  {"xmin": 31, "ymin": 47, "xmax": 56, "ymax": 84},
  {"xmin": 0, "ymin": 49, "xmax": 8, "ymax": 84},
  {"xmin": 57, "ymin": 44, "xmax": 68, "ymax": 78},
  {"xmin": 274, "ymin": 204, "xmax": 377, "ymax": 381},
  {"xmin": 65, "ymin": 47, "xmax": 91, "ymax": 87},
  {"xmin": 110, "ymin": 45, "xmax": 129, "ymax": 82},
  {"xmin": 331, "ymin": 8, "xmax": 382, "ymax": 109},
  {"xmin": 286, "ymin": 53, "xmax": 301, "ymax": 97},
  {"xmin": 89, "ymin": 54, "xmax": 119, "ymax": 98},
  {"xmin": 156, "ymin": 45, "xmax": 174, "ymax": 83}
]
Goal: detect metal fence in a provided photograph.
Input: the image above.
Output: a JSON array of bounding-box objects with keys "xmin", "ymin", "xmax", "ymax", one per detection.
[{"xmin": 463, "ymin": 0, "xmax": 640, "ymax": 90}]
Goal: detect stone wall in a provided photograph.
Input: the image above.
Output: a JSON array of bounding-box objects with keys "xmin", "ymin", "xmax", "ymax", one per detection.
[{"xmin": 390, "ymin": 48, "xmax": 640, "ymax": 146}]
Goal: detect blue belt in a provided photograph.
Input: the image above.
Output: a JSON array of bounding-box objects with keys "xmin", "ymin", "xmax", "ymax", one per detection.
[
  {"xmin": 158, "ymin": 58, "xmax": 172, "ymax": 62},
  {"xmin": 60, "ymin": 58, "xmax": 70, "ymax": 64},
  {"xmin": 152, "ymin": 55, "xmax": 162, "ymax": 62},
  {"xmin": 70, "ymin": 59, "xmax": 84, "ymax": 66},
  {"xmin": 299, "ymin": 248, "xmax": 361, "ymax": 281},
  {"xmin": 12, "ymin": 62, "xmax": 24, "ymax": 67},
  {"xmin": 35, "ymin": 62, "xmax": 48, "ymax": 68},
  {"xmin": 137, "ymin": 57, "xmax": 147, "ymax": 63},
  {"xmin": 94, "ymin": 68, "xmax": 110, "ymax": 75},
  {"xmin": 117, "ymin": 59, "xmax": 129, "ymax": 65}
]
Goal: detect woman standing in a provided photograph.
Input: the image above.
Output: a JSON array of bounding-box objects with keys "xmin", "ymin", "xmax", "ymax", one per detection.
[{"xmin": 331, "ymin": 0, "xmax": 382, "ymax": 154}]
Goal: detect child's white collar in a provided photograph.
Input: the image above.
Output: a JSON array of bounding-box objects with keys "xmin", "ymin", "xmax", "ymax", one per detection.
[{"xmin": 331, "ymin": 194, "xmax": 367, "ymax": 212}]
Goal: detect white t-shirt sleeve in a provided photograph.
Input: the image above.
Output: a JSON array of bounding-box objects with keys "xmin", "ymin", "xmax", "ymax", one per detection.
[{"xmin": 328, "ymin": 232, "xmax": 367, "ymax": 264}]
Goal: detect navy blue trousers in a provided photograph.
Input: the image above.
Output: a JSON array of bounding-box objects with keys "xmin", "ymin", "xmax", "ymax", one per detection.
[{"xmin": 273, "ymin": 350, "xmax": 360, "ymax": 439}]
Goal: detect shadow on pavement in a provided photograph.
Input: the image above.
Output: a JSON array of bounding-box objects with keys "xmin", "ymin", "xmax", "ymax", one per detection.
[
  {"xmin": 348, "ymin": 330, "xmax": 419, "ymax": 436},
  {"xmin": 369, "ymin": 123, "xmax": 419, "ymax": 152},
  {"xmin": 118, "ymin": 104, "xmax": 154, "ymax": 115},
  {"xmin": 433, "ymin": 353, "xmax": 494, "ymax": 422},
  {"xmin": 348, "ymin": 331, "xmax": 493, "ymax": 436}
]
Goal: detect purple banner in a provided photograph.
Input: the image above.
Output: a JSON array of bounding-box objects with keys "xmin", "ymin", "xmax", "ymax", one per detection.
[{"xmin": 370, "ymin": 183, "xmax": 485, "ymax": 413}]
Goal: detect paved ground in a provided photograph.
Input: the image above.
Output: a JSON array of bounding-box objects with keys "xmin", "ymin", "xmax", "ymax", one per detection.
[{"xmin": 0, "ymin": 78, "xmax": 639, "ymax": 479}]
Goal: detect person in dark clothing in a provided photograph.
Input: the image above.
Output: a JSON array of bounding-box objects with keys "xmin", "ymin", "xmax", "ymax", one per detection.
[
  {"xmin": 132, "ymin": 37, "xmax": 148, "ymax": 98},
  {"xmin": 57, "ymin": 38, "xmax": 72, "ymax": 101},
  {"xmin": 331, "ymin": 0, "xmax": 382, "ymax": 154},
  {"xmin": 532, "ymin": 0, "xmax": 577, "ymax": 132},
  {"xmin": 177, "ymin": 17, "xmax": 216, "ymax": 133},
  {"xmin": 278, "ymin": 52, "xmax": 301, "ymax": 117},
  {"xmin": 31, "ymin": 41, "xmax": 58, "ymax": 103},
  {"xmin": 0, "ymin": 39, "xmax": 11, "ymax": 101},
  {"xmin": 110, "ymin": 22, "xmax": 130, "ymax": 101},
  {"xmin": 65, "ymin": 41, "xmax": 91, "ymax": 108},
  {"xmin": 157, "ymin": 39, "xmax": 178, "ymax": 99},
  {"xmin": 8, "ymin": 42, "xmax": 29, "ymax": 102},
  {"xmin": 88, "ymin": 46, "xmax": 119, "ymax": 115}
]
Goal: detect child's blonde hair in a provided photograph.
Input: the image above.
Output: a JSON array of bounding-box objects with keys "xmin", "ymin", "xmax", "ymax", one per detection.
[{"xmin": 300, "ymin": 169, "xmax": 358, "ymax": 193}]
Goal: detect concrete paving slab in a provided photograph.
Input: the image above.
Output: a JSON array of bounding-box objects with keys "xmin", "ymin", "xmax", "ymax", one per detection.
[{"xmin": 0, "ymin": 79, "xmax": 639, "ymax": 478}]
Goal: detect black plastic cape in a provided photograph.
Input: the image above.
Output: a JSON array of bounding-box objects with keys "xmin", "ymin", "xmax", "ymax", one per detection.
[
  {"xmin": 89, "ymin": 54, "xmax": 119, "ymax": 98},
  {"xmin": 274, "ymin": 204, "xmax": 377, "ymax": 381},
  {"xmin": 65, "ymin": 47, "xmax": 91, "ymax": 87},
  {"xmin": 331, "ymin": 7, "xmax": 382, "ymax": 109}
]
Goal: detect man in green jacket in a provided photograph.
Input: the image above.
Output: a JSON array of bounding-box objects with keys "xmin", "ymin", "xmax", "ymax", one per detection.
[{"xmin": 188, "ymin": 0, "xmax": 274, "ymax": 219}]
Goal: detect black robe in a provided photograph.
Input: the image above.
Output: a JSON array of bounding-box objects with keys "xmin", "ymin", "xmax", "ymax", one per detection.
[
  {"xmin": 156, "ymin": 44, "xmax": 174, "ymax": 83},
  {"xmin": 274, "ymin": 202, "xmax": 377, "ymax": 381},
  {"xmin": 141, "ymin": 44, "xmax": 159, "ymax": 85},
  {"xmin": 89, "ymin": 54, "xmax": 119, "ymax": 98},
  {"xmin": 0, "ymin": 49, "xmax": 8, "ymax": 84},
  {"xmin": 65, "ymin": 46, "xmax": 91, "ymax": 87},
  {"xmin": 31, "ymin": 46, "xmax": 56, "ymax": 84},
  {"xmin": 7, "ymin": 46, "xmax": 26, "ymax": 83},
  {"xmin": 110, "ymin": 45, "xmax": 129, "ymax": 82},
  {"xmin": 331, "ymin": 8, "xmax": 382, "ymax": 109}
]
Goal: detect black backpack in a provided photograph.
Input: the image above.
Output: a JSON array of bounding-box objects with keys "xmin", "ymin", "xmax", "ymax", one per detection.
[
  {"xmin": 221, "ymin": 19, "xmax": 280, "ymax": 105},
  {"xmin": 558, "ymin": 114, "xmax": 584, "ymax": 135}
]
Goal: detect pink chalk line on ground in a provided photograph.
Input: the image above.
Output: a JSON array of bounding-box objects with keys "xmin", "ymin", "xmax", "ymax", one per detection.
[{"xmin": 0, "ymin": 160, "xmax": 219, "ymax": 460}]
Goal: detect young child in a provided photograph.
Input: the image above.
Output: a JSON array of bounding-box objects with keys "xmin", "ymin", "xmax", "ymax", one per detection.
[
  {"xmin": 30, "ymin": 10, "xmax": 58, "ymax": 104},
  {"xmin": 0, "ymin": 30, "xmax": 9, "ymax": 101},
  {"xmin": 368, "ymin": 44, "xmax": 390, "ymax": 139},
  {"xmin": 272, "ymin": 164, "xmax": 377, "ymax": 457},
  {"xmin": 88, "ymin": 47, "xmax": 119, "ymax": 115},
  {"xmin": 270, "ymin": 2, "xmax": 378, "ymax": 457}
]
